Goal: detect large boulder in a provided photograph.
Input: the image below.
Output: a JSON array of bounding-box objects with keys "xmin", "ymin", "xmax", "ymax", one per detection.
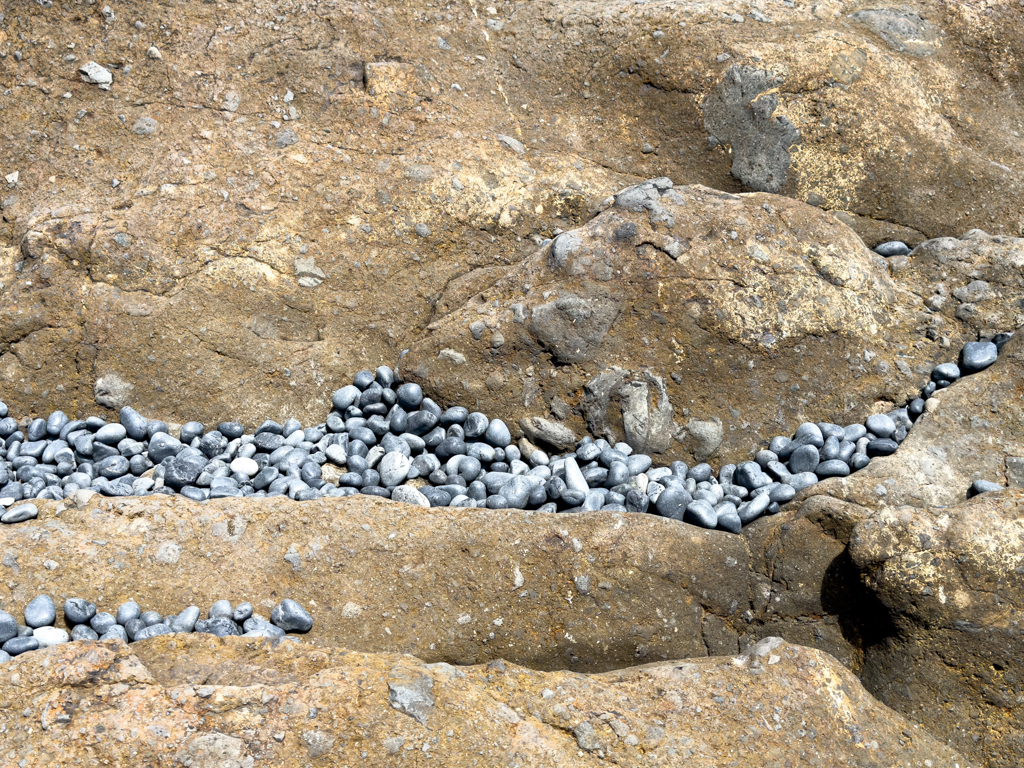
[
  {"xmin": 403, "ymin": 181, "xmax": 943, "ymax": 464},
  {"xmin": 0, "ymin": 634, "xmax": 967, "ymax": 767},
  {"xmin": 851, "ymin": 490, "xmax": 1024, "ymax": 768}
]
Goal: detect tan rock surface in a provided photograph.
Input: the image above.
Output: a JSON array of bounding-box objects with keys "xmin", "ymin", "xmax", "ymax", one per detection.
[
  {"xmin": 0, "ymin": 494, "xmax": 751, "ymax": 672},
  {"xmin": 1, "ymin": 0, "xmax": 1023, "ymax": 426},
  {"xmin": 850, "ymin": 490, "xmax": 1024, "ymax": 767},
  {"xmin": 0, "ymin": 635, "xmax": 968, "ymax": 767},
  {"xmin": 403, "ymin": 181, "xmax": 945, "ymax": 463}
]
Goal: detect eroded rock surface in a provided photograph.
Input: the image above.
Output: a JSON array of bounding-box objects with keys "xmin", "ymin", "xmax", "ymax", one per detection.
[
  {"xmin": 0, "ymin": 635, "xmax": 966, "ymax": 767},
  {"xmin": 1, "ymin": 0, "xmax": 1023, "ymax": 425},
  {"xmin": 404, "ymin": 182, "xmax": 946, "ymax": 464},
  {"xmin": 851, "ymin": 491, "xmax": 1024, "ymax": 767}
]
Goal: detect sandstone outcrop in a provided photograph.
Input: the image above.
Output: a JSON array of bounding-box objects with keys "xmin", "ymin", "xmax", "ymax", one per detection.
[
  {"xmin": 1, "ymin": 0, "xmax": 1023, "ymax": 425},
  {"xmin": 404, "ymin": 181, "xmax": 944, "ymax": 464},
  {"xmin": 0, "ymin": 634, "xmax": 967, "ymax": 767}
]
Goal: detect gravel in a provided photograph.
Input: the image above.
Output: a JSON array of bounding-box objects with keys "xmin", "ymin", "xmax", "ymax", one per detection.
[{"xmin": 0, "ymin": 336, "xmax": 1010, "ymax": 537}]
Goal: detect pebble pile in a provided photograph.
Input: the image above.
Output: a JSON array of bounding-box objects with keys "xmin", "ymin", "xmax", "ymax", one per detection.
[
  {"xmin": 0, "ymin": 596, "xmax": 312, "ymax": 662},
  {"xmin": 0, "ymin": 333, "xmax": 1013, "ymax": 535}
]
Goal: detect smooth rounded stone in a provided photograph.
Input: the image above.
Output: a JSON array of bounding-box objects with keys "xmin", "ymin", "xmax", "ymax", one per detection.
[
  {"xmin": 682, "ymin": 499, "xmax": 717, "ymax": 528},
  {"xmin": 25, "ymin": 595, "xmax": 56, "ymax": 628},
  {"xmin": 208, "ymin": 600, "xmax": 233, "ymax": 620},
  {"xmin": 623, "ymin": 454, "xmax": 651, "ymax": 476},
  {"xmin": 46, "ymin": 410, "xmax": 69, "ymax": 437},
  {"xmin": 390, "ymin": 485, "xmax": 431, "ymax": 508},
  {"xmin": 788, "ymin": 444, "xmax": 820, "ymax": 474},
  {"xmin": 336, "ymin": 472, "xmax": 361, "ymax": 488},
  {"xmin": 716, "ymin": 510, "xmax": 743, "ymax": 534},
  {"xmin": 819, "ymin": 436, "xmax": 842, "ymax": 461},
  {"xmin": 960, "ymin": 340, "xmax": 999, "ymax": 374},
  {"xmin": 90, "ymin": 612, "xmax": 117, "ymax": 634},
  {"xmin": 764, "ymin": 461, "xmax": 791, "ymax": 482},
  {"xmin": 497, "ymin": 475, "xmax": 533, "ymax": 509},
  {"xmin": 101, "ymin": 625, "xmax": 128, "ymax": 642},
  {"xmin": 734, "ymin": 462, "xmax": 770, "ymax": 490},
  {"xmin": 2, "ymin": 636, "xmax": 39, "ymax": 656},
  {"xmin": 788, "ymin": 472, "xmax": 819, "ymax": 492},
  {"xmin": 33, "ymin": 626, "xmax": 70, "ymax": 648},
  {"xmin": 135, "ymin": 623, "xmax": 174, "ymax": 641},
  {"xmin": 118, "ymin": 406, "xmax": 148, "ymax": 441},
  {"xmin": 229, "ymin": 603, "xmax": 253, "ymax": 623},
  {"xmin": 72, "ymin": 624, "xmax": 100, "ymax": 641},
  {"xmin": 331, "ymin": 385, "xmax": 360, "ymax": 412},
  {"xmin": 794, "ymin": 421, "xmax": 822, "ymax": 442},
  {"xmin": 438, "ymin": 407, "xmax": 468, "ymax": 427},
  {"xmin": 842, "ymin": 424, "xmax": 867, "ymax": 442},
  {"xmin": 766, "ymin": 483, "xmax": 796, "ymax": 505},
  {"xmin": 229, "ymin": 457, "xmax": 259, "ymax": 477},
  {"xmin": 817, "ymin": 423, "xmax": 845, "ymax": 441},
  {"xmin": 64, "ymin": 598, "xmax": 97, "ymax": 626},
  {"xmin": 932, "ymin": 362, "xmax": 961, "ymax": 382},
  {"xmin": 391, "ymin": 382, "xmax": 421, "ymax": 411},
  {"xmin": 562, "ymin": 457, "xmax": 589, "ymax": 493},
  {"xmin": 815, "ymin": 459, "xmax": 851, "ymax": 478},
  {"xmin": 474, "ymin": 418, "xmax": 510, "ymax": 448},
  {"xmin": 738, "ymin": 493, "xmax": 771, "ymax": 524},
  {"xmin": 624, "ymin": 488, "xmax": 649, "ymax": 514},
  {"xmin": 148, "ymin": 432, "xmax": 184, "ymax": 463},
  {"xmin": 687, "ymin": 463, "xmax": 712, "ymax": 482},
  {"xmin": 921, "ymin": 381, "xmax": 937, "ymax": 398},
  {"xmin": 280, "ymin": 418, "xmax": 302, "ymax": 438},
  {"xmin": 145, "ymin": 420, "xmax": 170, "ymax": 439},
  {"xmin": 754, "ymin": 450, "xmax": 777, "ymax": 469},
  {"xmin": 0, "ymin": 418, "xmax": 18, "ymax": 439},
  {"xmin": 851, "ymin": 453, "xmax": 871, "ymax": 471},
  {"xmin": 867, "ymin": 438, "xmax": 899, "ymax": 457},
  {"xmin": 908, "ymin": 398, "xmax": 926, "ymax": 418},
  {"xmin": 350, "ymin": 370, "xmax": 374, "ymax": 390},
  {"xmin": 140, "ymin": 610, "xmax": 162, "ymax": 627},
  {"xmin": 865, "ymin": 414, "xmax": 896, "ymax": 439},
  {"xmin": 1, "ymin": 502, "xmax": 38, "ymax": 524},
  {"xmin": 0, "ymin": 611, "xmax": 16, "ymax": 644},
  {"xmin": 655, "ymin": 486, "xmax": 693, "ymax": 521},
  {"xmin": 270, "ymin": 599, "xmax": 313, "ymax": 633},
  {"xmin": 27, "ymin": 418, "xmax": 48, "ymax": 441},
  {"xmin": 116, "ymin": 601, "xmax": 141, "ymax": 625},
  {"xmin": 376, "ymin": 453, "xmax": 411, "ymax": 486},
  {"xmin": 95, "ymin": 423, "xmax": 128, "ymax": 445},
  {"xmin": 970, "ymin": 479, "xmax": 1004, "ymax": 495},
  {"xmin": 95, "ymin": 455, "xmax": 129, "ymax": 480},
  {"xmin": 170, "ymin": 606, "xmax": 201, "ymax": 633},
  {"xmin": 875, "ymin": 240, "xmax": 910, "ymax": 256},
  {"xmin": 17, "ymin": 626, "xmax": 33, "ymax": 638},
  {"xmin": 243, "ymin": 617, "xmax": 286, "ymax": 637},
  {"xmin": 935, "ymin": 379, "xmax": 953, "ymax": 390}
]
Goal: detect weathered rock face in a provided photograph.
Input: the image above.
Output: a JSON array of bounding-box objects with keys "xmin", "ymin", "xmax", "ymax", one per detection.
[
  {"xmin": 1, "ymin": 0, "xmax": 1023, "ymax": 426},
  {"xmin": 851, "ymin": 491, "xmax": 1024, "ymax": 768},
  {"xmin": 801, "ymin": 332, "xmax": 1024, "ymax": 511},
  {"xmin": 0, "ymin": 493, "xmax": 755, "ymax": 672},
  {"xmin": 404, "ymin": 181, "xmax": 946, "ymax": 464},
  {"xmin": 0, "ymin": 635, "xmax": 966, "ymax": 767}
]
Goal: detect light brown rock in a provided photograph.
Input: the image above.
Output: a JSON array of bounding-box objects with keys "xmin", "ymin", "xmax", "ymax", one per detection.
[
  {"xmin": 403, "ymin": 182, "xmax": 937, "ymax": 463},
  {"xmin": 851, "ymin": 490, "xmax": 1024, "ymax": 768},
  {"xmin": 0, "ymin": 494, "xmax": 750, "ymax": 672},
  {"xmin": 0, "ymin": 635, "xmax": 968, "ymax": 768}
]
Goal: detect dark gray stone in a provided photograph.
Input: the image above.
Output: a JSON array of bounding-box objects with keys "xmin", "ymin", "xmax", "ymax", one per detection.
[
  {"xmin": 64, "ymin": 598, "xmax": 97, "ymax": 626},
  {"xmin": 788, "ymin": 444, "xmax": 820, "ymax": 474},
  {"xmin": 960, "ymin": 341, "xmax": 998, "ymax": 373},
  {"xmin": 271, "ymin": 598, "xmax": 313, "ymax": 632},
  {"xmin": 25, "ymin": 595, "xmax": 56, "ymax": 628}
]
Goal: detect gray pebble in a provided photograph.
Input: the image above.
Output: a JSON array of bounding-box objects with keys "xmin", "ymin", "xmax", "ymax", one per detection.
[
  {"xmin": 1, "ymin": 503, "xmax": 38, "ymax": 524},
  {"xmin": 960, "ymin": 341, "xmax": 998, "ymax": 373},
  {"xmin": 788, "ymin": 444, "xmax": 820, "ymax": 474},
  {"xmin": 815, "ymin": 459, "xmax": 851, "ymax": 478},
  {"xmin": 270, "ymin": 599, "xmax": 313, "ymax": 632},
  {"xmin": 970, "ymin": 479, "xmax": 1004, "ymax": 495},
  {"xmin": 0, "ymin": 611, "xmax": 16, "ymax": 644},
  {"xmin": 865, "ymin": 414, "xmax": 896, "ymax": 439},
  {"xmin": 25, "ymin": 595, "xmax": 56, "ymax": 628},
  {"xmin": 932, "ymin": 362, "xmax": 960, "ymax": 382},
  {"xmin": 116, "ymin": 601, "xmax": 141, "ymax": 625},
  {"xmin": 71, "ymin": 624, "xmax": 100, "ymax": 641}
]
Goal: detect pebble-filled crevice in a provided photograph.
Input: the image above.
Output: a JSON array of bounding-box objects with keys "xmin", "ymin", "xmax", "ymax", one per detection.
[{"xmin": 0, "ymin": 333, "xmax": 1013, "ymax": 534}]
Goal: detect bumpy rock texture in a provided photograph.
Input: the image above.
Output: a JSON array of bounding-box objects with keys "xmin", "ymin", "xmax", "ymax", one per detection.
[
  {"xmin": 0, "ymin": 635, "xmax": 965, "ymax": 767},
  {"xmin": 404, "ymin": 181, "xmax": 944, "ymax": 464},
  {"xmin": 1, "ymin": 0, "xmax": 1023, "ymax": 427}
]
